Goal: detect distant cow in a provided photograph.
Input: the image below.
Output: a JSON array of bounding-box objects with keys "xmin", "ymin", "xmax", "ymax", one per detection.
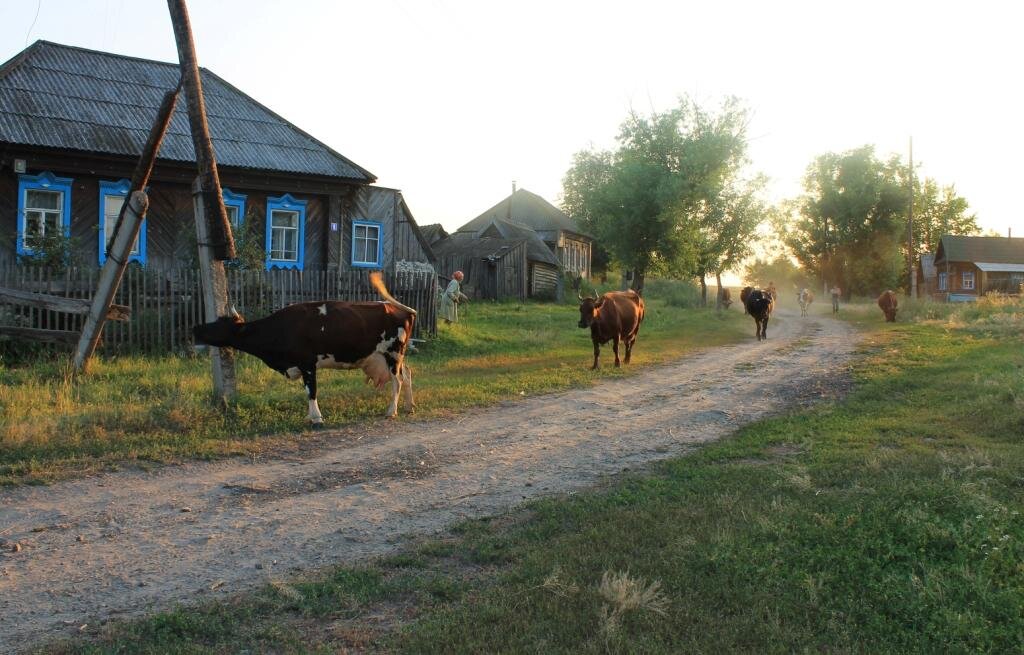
[
  {"xmin": 719, "ymin": 287, "xmax": 733, "ymax": 309},
  {"xmin": 798, "ymin": 288, "xmax": 814, "ymax": 317},
  {"xmin": 744, "ymin": 288, "xmax": 774, "ymax": 341},
  {"xmin": 193, "ymin": 273, "xmax": 416, "ymax": 425},
  {"xmin": 740, "ymin": 286, "xmax": 753, "ymax": 314},
  {"xmin": 578, "ymin": 290, "xmax": 645, "ymax": 369},
  {"xmin": 878, "ymin": 290, "xmax": 899, "ymax": 322}
]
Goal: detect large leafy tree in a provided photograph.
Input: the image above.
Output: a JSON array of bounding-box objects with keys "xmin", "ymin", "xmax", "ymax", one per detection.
[
  {"xmin": 562, "ymin": 97, "xmax": 750, "ymax": 294},
  {"xmin": 784, "ymin": 146, "xmax": 908, "ymax": 296},
  {"xmin": 692, "ymin": 174, "xmax": 768, "ymax": 304},
  {"xmin": 912, "ymin": 179, "xmax": 978, "ymax": 254}
]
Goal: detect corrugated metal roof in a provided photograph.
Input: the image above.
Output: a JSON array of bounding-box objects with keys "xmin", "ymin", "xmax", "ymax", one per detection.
[
  {"xmin": 458, "ymin": 188, "xmax": 592, "ymax": 238},
  {"xmin": 0, "ymin": 41, "xmax": 374, "ymax": 182},
  {"xmin": 935, "ymin": 235, "xmax": 1024, "ymax": 265},
  {"xmin": 975, "ymin": 262, "xmax": 1024, "ymax": 273}
]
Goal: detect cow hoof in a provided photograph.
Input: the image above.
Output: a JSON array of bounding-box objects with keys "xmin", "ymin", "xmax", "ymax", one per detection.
[{"xmin": 310, "ymin": 421, "xmax": 325, "ymax": 430}]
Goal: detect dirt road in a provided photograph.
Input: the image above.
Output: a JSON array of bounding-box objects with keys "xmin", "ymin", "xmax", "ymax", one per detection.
[{"xmin": 0, "ymin": 310, "xmax": 856, "ymax": 653}]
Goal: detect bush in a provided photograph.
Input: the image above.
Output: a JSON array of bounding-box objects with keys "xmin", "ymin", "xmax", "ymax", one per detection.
[{"xmin": 643, "ymin": 278, "xmax": 702, "ymax": 308}]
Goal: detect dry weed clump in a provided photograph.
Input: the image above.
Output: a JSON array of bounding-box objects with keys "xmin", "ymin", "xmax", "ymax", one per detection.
[{"xmin": 597, "ymin": 570, "xmax": 669, "ymax": 637}]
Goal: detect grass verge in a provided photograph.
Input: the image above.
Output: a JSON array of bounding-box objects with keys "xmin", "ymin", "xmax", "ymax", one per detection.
[
  {"xmin": 39, "ymin": 307, "xmax": 1024, "ymax": 652},
  {"xmin": 1, "ymin": 297, "xmax": 747, "ymax": 485}
]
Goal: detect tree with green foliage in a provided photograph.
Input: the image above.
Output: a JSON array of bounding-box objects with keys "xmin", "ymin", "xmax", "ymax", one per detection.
[
  {"xmin": 784, "ymin": 146, "xmax": 909, "ymax": 296},
  {"xmin": 693, "ymin": 174, "xmax": 769, "ymax": 304},
  {"xmin": 562, "ymin": 97, "xmax": 750, "ymax": 294},
  {"xmin": 913, "ymin": 178, "xmax": 978, "ymax": 254}
]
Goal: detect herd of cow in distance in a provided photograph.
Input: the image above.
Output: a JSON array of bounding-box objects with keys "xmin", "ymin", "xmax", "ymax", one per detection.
[{"xmin": 192, "ymin": 274, "xmax": 900, "ymax": 424}]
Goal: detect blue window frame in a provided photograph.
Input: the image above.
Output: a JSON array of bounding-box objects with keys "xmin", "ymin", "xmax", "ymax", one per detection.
[
  {"xmin": 222, "ymin": 188, "xmax": 246, "ymax": 228},
  {"xmin": 265, "ymin": 194, "xmax": 306, "ymax": 270},
  {"xmin": 351, "ymin": 220, "xmax": 384, "ymax": 269},
  {"xmin": 17, "ymin": 172, "xmax": 73, "ymax": 257},
  {"xmin": 97, "ymin": 179, "xmax": 146, "ymax": 266}
]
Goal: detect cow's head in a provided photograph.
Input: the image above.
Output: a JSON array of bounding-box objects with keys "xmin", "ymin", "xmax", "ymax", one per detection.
[
  {"xmin": 193, "ymin": 306, "xmax": 245, "ymax": 346},
  {"xmin": 578, "ymin": 292, "xmax": 605, "ymax": 328}
]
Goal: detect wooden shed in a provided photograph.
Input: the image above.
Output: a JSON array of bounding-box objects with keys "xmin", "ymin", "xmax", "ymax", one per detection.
[{"xmin": 432, "ymin": 234, "xmax": 528, "ymax": 301}]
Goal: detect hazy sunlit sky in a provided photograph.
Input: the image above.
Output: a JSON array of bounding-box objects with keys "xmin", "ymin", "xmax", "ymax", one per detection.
[{"xmin": 2, "ymin": 0, "xmax": 1021, "ymax": 238}]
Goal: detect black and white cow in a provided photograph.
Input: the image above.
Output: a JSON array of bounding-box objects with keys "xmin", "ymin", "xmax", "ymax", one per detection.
[
  {"xmin": 193, "ymin": 273, "xmax": 415, "ymax": 424},
  {"xmin": 744, "ymin": 288, "xmax": 774, "ymax": 341}
]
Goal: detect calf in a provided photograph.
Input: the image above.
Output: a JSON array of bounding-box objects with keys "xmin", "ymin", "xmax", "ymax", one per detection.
[
  {"xmin": 193, "ymin": 273, "xmax": 416, "ymax": 425},
  {"xmin": 720, "ymin": 287, "xmax": 733, "ymax": 309},
  {"xmin": 878, "ymin": 289, "xmax": 899, "ymax": 322},
  {"xmin": 798, "ymin": 288, "xmax": 814, "ymax": 317},
  {"xmin": 578, "ymin": 290, "xmax": 645, "ymax": 369},
  {"xmin": 744, "ymin": 288, "xmax": 774, "ymax": 341}
]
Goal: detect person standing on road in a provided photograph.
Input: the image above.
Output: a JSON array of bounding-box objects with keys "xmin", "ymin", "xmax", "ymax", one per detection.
[
  {"xmin": 441, "ymin": 270, "xmax": 469, "ymax": 324},
  {"xmin": 830, "ymin": 285, "xmax": 842, "ymax": 314}
]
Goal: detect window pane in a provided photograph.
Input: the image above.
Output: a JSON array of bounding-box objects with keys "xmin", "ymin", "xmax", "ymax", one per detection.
[
  {"xmin": 272, "ymin": 210, "xmax": 298, "ymax": 229},
  {"xmin": 44, "ymin": 212, "xmax": 61, "ymax": 234},
  {"xmin": 103, "ymin": 194, "xmax": 140, "ymax": 255},
  {"xmin": 25, "ymin": 211, "xmax": 43, "ymax": 238},
  {"xmin": 355, "ymin": 224, "xmax": 367, "ymax": 240},
  {"xmin": 225, "ymin": 205, "xmax": 239, "ymax": 225},
  {"xmin": 27, "ymin": 189, "xmax": 60, "ymax": 210}
]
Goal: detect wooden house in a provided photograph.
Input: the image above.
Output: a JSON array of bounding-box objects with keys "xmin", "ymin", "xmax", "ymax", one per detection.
[
  {"xmin": 931, "ymin": 235, "xmax": 1024, "ymax": 301},
  {"xmin": 458, "ymin": 187, "xmax": 593, "ymax": 278},
  {"xmin": 434, "ymin": 216, "xmax": 561, "ymax": 301},
  {"xmin": 0, "ymin": 41, "xmax": 435, "ymax": 274}
]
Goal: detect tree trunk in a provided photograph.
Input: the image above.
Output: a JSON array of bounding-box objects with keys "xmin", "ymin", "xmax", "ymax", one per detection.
[
  {"xmin": 632, "ymin": 269, "xmax": 646, "ymax": 296},
  {"xmin": 715, "ymin": 271, "xmax": 724, "ymax": 308},
  {"xmin": 699, "ymin": 275, "xmax": 707, "ymax": 306}
]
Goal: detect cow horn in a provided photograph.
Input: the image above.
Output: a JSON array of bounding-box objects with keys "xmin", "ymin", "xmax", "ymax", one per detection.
[
  {"xmin": 229, "ymin": 305, "xmax": 240, "ymax": 319},
  {"xmin": 578, "ymin": 289, "xmax": 584, "ymax": 301}
]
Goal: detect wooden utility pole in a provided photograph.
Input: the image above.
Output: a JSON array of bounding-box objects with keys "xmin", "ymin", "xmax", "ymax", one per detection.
[
  {"xmin": 908, "ymin": 137, "xmax": 916, "ymax": 298},
  {"xmin": 168, "ymin": 0, "xmax": 237, "ymax": 402},
  {"xmin": 73, "ymin": 88, "xmax": 179, "ymax": 373}
]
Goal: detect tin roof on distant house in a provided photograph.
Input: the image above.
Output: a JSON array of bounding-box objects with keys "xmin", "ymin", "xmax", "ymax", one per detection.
[
  {"xmin": 935, "ymin": 235, "xmax": 1024, "ymax": 265},
  {"xmin": 458, "ymin": 188, "xmax": 591, "ymax": 238},
  {"xmin": 0, "ymin": 40, "xmax": 374, "ymax": 182}
]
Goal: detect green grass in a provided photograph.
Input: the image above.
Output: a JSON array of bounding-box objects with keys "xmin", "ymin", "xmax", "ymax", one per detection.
[
  {"xmin": 39, "ymin": 302, "xmax": 1024, "ymax": 653},
  {"xmin": 0, "ymin": 295, "xmax": 748, "ymax": 485}
]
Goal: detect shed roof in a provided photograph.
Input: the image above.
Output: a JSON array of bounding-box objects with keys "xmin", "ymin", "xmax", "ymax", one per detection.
[
  {"xmin": 419, "ymin": 223, "xmax": 448, "ymax": 246},
  {"xmin": 478, "ymin": 218, "xmax": 560, "ymax": 266},
  {"xmin": 935, "ymin": 235, "xmax": 1024, "ymax": 265},
  {"xmin": 0, "ymin": 41, "xmax": 374, "ymax": 182},
  {"xmin": 458, "ymin": 188, "xmax": 591, "ymax": 239},
  {"xmin": 432, "ymin": 233, "xmax": 525, "ymax": 260}
]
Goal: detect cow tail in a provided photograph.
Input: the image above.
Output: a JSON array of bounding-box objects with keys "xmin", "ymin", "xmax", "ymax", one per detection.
[{"xmin": 369, "ymin": 272, "xmax": 417, "ymax": 314}]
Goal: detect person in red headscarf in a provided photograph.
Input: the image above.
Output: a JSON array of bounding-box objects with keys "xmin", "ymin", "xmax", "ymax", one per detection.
[{"xmin": 441, "ymin": 270, "xmax": 469, "ymax": 324}]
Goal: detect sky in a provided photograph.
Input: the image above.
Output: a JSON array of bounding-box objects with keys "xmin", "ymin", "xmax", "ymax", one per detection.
[{"xmin": 2, "ymin": 0, "xmax": 1021, "ymax": 241}]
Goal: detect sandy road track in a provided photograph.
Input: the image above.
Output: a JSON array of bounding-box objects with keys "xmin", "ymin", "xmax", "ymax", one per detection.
[{"xmin": 0, "ymin": 310, "xmax": 856, "ymax": 652}]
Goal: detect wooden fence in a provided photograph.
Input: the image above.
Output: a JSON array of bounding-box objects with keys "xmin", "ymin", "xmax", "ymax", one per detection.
[{"xmin": 0, "ymin": 265, "xmax": 437, "ymax": 355}]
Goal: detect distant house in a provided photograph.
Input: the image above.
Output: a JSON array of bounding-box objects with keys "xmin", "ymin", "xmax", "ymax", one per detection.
[
  {"xmin": 440, "ymin": 187, "xmax": 592, "ymax": 300},
  {"xmin": 458, "ymin": 187, "xmax": 593, "ymax": 278},
  {"xmin": 0, "ymin": 41, "xmax": 435, "ymax": 273},
  {"xmin": 931, "ymin": 235, "xmax": 1024, "ymax": 301}
]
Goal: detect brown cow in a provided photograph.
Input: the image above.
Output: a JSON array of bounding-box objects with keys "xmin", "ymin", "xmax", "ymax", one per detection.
[
  {"xmin": 193, "ymin": 272, "xmax": 416, "ymax": 424},
  {"xmin": 719, "ymin": 287, "xmax": 733, "ymax": 309},
  {"xmin": 740, "ymin": 286, "xmax": 753, "ymax": 314},
  {"xmin": 744, "ymin": 288, "xmax": 774, "ymax": 341},
  {"xmin": 878, "ymin": 290, "xmax": 898, "ymax": 322},
  {"xmin": 578, "ymin": 290, "xmax": 645, "ymax": 369}
]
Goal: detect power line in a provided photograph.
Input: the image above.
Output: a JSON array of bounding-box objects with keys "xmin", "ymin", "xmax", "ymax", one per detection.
[{"xmin": 24, "ymin": 0, "xmax": 42, "ymax": 47}]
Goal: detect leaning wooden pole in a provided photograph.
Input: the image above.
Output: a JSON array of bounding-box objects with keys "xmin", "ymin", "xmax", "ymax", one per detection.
[
  {"xmin": 168, "ymin": 0, "xmax": 237, "ymax": 402},
  {"xmin": 73, "ymin": 88, "xmax": 179, "ymax": 373}
]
